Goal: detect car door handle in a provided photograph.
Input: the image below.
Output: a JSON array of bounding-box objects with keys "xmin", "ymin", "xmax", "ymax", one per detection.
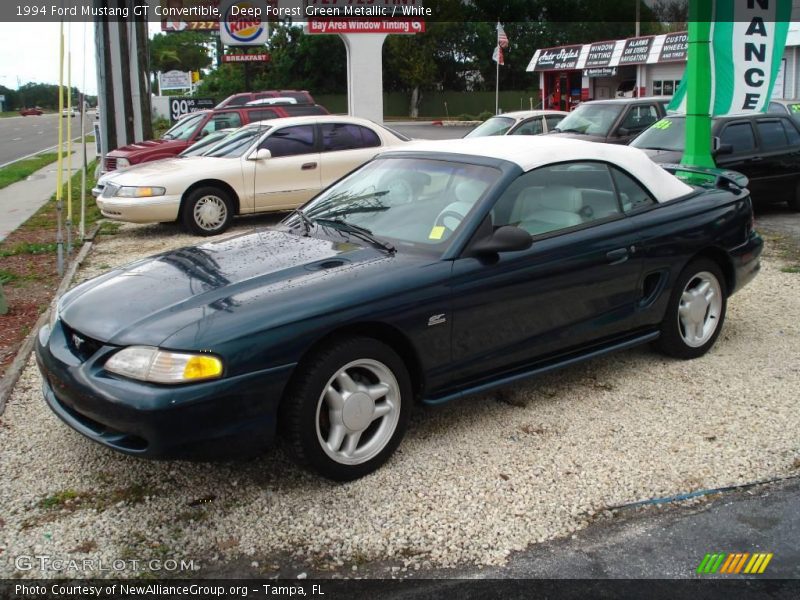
[
  {"xmin": 606, "ymin": 248, "xmax": 629, "ymax": 264},
  {"xmin": 301, "ymin": 162, "xmax": 318, "ymax": 170},
  {"xmin": 748, "ymin": 156, "xmax": 763, "ymax": 162}
]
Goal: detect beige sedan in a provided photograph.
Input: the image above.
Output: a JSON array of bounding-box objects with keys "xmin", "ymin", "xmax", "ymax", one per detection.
[{"xmin": 93, "ymin": 116, "xmax": 409, "ymax": 235}]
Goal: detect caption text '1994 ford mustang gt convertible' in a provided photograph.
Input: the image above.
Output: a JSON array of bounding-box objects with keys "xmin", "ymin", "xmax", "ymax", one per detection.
[{"xmin": 36, "ymin": 137, "xmax": 762, "ymax": 480}]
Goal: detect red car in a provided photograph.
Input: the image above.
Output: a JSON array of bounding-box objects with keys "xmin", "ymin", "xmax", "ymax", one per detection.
[
  {"xmin": 103, "ymin": 103, "xmax": 329, "ymax": 172},
  {"xmin": 20, "ymin": 107, "xmax": 43, "ymax": 116}
]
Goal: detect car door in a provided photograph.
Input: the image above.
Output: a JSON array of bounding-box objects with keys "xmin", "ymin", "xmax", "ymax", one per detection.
[
  {"xmin": 713, "ymin": 120, "xmax": 766, "ymax": 200},
  {"xmin": 249, "ymin": 124, "xmax": 321, "ymax": 211},
  {"xmin": 750, "ymin": 117, "xmax": 800, "ymax": 203},
  {"xmin": 318, "ymin": 122, "xmax": 383, "ymax": 186},
  {"xmin": 447, "ymin": 161, "xmax": 644, "ymax": 388}
]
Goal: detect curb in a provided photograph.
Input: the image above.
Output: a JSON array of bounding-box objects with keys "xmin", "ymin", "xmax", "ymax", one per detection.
[
  {"xmin": 0, "ymin": 224, "xmax": 100, "ymax": 415},
  {"xmin": 441, "ymin": 120, "xmax": 482, "ymax": 127}
]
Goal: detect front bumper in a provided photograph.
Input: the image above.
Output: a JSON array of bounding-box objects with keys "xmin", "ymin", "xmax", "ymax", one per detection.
[
  {"xmin": 730, "ymin": 230, "xmax": 763, "ymax": 295},
  {"xmin": 95, "ymin": 195, "xmax": 182, "ymax": 223},
  {"xmin": 35, "ymin": 320, "xmax": 295, "ymax": 459}
]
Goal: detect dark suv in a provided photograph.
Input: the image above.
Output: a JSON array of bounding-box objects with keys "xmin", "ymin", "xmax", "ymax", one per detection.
[
  {"xmin": 631, "ymin": 113, "xmax": 800, "ymax": 210},
  {"xmin": 103, "ymin": 103, "xmax": 328, "ymax": 172},
  {"xmin": 216, "ymin": 90, "xmax": 315, "ymax": 108},
  {"xmin": 549, "ymin": 98, "xmax": 669, "ymax": 144}
]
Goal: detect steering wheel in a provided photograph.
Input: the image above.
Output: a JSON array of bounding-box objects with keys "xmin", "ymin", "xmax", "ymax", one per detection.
[{"xmin": 384, "ymin": 178, "xmax": 415, "ymax": 205}]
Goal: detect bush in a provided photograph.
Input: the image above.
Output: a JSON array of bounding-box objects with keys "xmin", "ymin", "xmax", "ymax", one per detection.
[
  {"xmin": 477, "ymin": 111, "xmax": 494, "ymax": 121},
  {"xmin": 456, "ymin": 113, "xmax": 478, "ymax": 121},
  {"xmin": 152, "ymin": 117, "xmax": 170, "ymax": 138}
]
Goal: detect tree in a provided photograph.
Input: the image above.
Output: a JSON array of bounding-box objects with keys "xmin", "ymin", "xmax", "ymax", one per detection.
[
  {"xmin": 149, "ymin": 32, "xmax": 213, "ymax": 83},
  {"xmin": 384, "ymin": 33, "xmax": 438, "ymax": 117}
]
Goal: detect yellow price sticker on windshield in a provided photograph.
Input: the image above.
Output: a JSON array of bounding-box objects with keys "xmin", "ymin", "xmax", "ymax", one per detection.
[{"xmin": 429, "ymin": 226, "xmax": 445, "ymax": 240}]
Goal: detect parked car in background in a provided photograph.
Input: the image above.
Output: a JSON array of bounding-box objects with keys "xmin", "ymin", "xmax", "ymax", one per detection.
[
  {"xmin": 768, "ymin": 99, "xmax": 800, "ymax": 125},
  {"xmin": 19, "ymin": 107, "xmax": 43, "ymax": 116},
  {"xmin": 103, "ymin": 103, "xmax": 329, "ymax": 173},
  {"xmin": 94, "ymin": 116, "xmax": 409, "ymax": 235},
  {"xmin": 61, "ymin": 107, "xmax": 76, "ymax": 117},
  {"xmin": 549, "ymin": 98, "xmax": 669, "ymax": 144},
  {"xmin": 464, "ymin": 110, "xmax": 567, "ymax": 138},
  {"xmin": 216, "ymin": 90, "xmax": 315, "ymax": 108},
  {"xmin": 39, "ymin": 136, "xmax": 762, "ymax": 480},
  {"xmin": 178, "ymin": 128, "xmax": 236, "ymax": 157},
  {"xmin": 631, "ymin": 113, "xmax": 800, "ymax": 210}
]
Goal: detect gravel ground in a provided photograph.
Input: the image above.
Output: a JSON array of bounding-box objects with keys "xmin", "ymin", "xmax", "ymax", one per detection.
[{"xmin": 1, "ymin": 219, "xmax": 799, "ymax": 579}]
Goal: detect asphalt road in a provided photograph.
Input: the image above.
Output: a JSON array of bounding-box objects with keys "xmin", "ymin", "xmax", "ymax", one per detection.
[
  {"xmin": 390, "ymin": 122, "xmax": 475, "ymax": 140},
  {"xmin": 0, "ymin": 112, "xmax": 93, "ymax": 167}
]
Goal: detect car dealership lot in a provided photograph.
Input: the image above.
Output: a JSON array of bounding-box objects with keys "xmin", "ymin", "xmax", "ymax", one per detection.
[{"xmin": 1, "ymin": 214, "xmax": 799, "ymax": 578}]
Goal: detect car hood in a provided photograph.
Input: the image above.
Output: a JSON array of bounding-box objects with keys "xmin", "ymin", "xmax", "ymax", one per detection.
[
  {"xmin": 108, "ymin": 138, "xmax": 186, "ymax": 158},
  {"xmin": 548, "ymin": 132, "xmax": 607, "ymax": 143},
  {"xmin": 639, "ymin": 148, "xmax": 683, "ymax": 164},
  {"xmin": 101, "ymin": 156, "xmax": 236, "ymax": 186},
  {"xmin": 58, "ymin": 229, "xmax": 401, "ymax": 348}
]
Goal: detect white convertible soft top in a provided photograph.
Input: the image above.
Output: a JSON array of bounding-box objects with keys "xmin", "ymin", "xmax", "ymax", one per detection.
[{"xmin": 382, "ymin": 136, "xmax": 693, "ymax": 204}]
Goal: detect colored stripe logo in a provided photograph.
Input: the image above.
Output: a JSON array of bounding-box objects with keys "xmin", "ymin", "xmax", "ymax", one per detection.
[{"xmin": 697, "ymin": 552, "xmax": 773, "ymax": 574}]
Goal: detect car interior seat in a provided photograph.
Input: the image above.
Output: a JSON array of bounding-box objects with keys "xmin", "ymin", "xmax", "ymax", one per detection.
[{"xmin": 511, "ymin": 185, "xmax": 584, "ymax": 235}]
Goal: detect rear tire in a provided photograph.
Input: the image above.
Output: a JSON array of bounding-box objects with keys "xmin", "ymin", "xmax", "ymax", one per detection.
[
  {"xmin": 280, "ymin": 336, "xmax": 411, "ymax": 481},
  {"xmin": 656, "ymin": 258, "xmax": 727, "ymax": 359},
  {"xmin": 181, "ymin": 186, "xmax": 234, "ymax": 236}
]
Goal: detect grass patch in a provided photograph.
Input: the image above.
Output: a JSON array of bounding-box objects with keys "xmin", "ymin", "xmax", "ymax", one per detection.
[
  {"xmin": 0, "ymin": 242, "xmax": 58, "ymax": 257},
  {"xmin": 84, "ymin": 134, "xmax": 95, "ymax": 143},
  {"xmin": 38, "ymin": 489, "xmax": 82, "ymax": 509},
  {"xmin": 780, "ymin": 265, "xmax": 800, "ymax": 274},
  {"xmin": 0, "ymin": 111, "xmax": 23, "ymax": 118},
  {"xmin": 0, "ymin": 269, "xmax": 20, "ymax": 284},
  {"xmin": 0, "ymin": 153, "xmax": 59, "ymax": 190}
]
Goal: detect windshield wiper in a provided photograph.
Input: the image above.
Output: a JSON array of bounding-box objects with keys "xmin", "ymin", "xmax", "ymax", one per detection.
[
  {"xmin": 314, "ymin": 218, "xmax": 396, "ymax": 254},
  {"xmin": 554, "ymin": 128, "xmax": 586, "ymax": 134},
  {"xmin": 289, "ymin": 208, "xmax": 314, "ymax": 235}
]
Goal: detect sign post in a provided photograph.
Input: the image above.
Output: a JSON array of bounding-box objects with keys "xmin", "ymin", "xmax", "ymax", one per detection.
[{"xmin": 681, "ymin": 2, "xmax": 714, "ymax": 168}]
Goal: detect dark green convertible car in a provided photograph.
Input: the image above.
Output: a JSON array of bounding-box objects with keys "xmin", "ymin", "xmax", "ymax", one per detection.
[{"xmin": 36, "ymin": 137, "xmax": 762, "ymax": 480}]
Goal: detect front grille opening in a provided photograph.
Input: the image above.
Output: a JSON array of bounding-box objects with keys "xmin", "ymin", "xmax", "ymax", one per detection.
[
  {"xmin": 52, "ymin": 391, "xmax": 148, "ymax": 451},
  {"xmin": 61, "ymin": 323, "xmax": 104, "ymax": 362}
]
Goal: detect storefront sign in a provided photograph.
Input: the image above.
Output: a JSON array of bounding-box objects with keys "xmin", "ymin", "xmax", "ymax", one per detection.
[
  {"xmin": 169, "ymin": 97, "xmax": 215, "ymax": 123},
  {"xmin": 222, "ymin": 53, "xmax": 270, "ymax": 62},
  {"xmin": 219, "ymin": 0, "xmax": 269, "ymax": 46},
  {"xmin": 585, "ymin": 41, "xmax": 615, "ymax": 68},
  {"xmin": 159, "ymin": 70, "xmax": 192, "ymax": 90},
  {"xmin": 535, "ymin": 45, "xmax": 582, "ymax": 70},
  {"xmin": 659, "ymin": 32, "xmax": 688, "ymax": 62},
  {"xmin": 307, "ymin": 19, "xmax": 424, "ymax": 34},
  {"xmin": 619, "ymin": 36, "xmax": 653, "ymax": 65},
  {"xmin": 583, "ymin": 67, "xmax": 617, "ymax": 78}
]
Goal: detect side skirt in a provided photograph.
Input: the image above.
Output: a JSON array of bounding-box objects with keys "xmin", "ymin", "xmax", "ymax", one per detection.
[{"xmin": 422, "ymin": 330, "xmax": 660, "ymax": 406}]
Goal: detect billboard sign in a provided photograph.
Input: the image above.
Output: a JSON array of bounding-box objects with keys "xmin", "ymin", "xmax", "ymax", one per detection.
[{"xmin": 219, "ymin": 0, "xmax": 269, "ymax": 46}]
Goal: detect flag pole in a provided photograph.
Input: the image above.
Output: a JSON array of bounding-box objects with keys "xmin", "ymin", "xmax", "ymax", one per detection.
[
  {"xmin": 56, "ymin": 20, "xmax": 65, "ymax": 276},
  {"xmin": 495, "ymin": 22, "xmax": 500, "ymax": 114}
]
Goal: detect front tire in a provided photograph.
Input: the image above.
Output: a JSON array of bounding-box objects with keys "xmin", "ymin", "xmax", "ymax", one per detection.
[
  {"xmin": 656, "ymin": 258, "xmax": 727, "ymax": 359},
  {"xmin": 280, "ymin": 337, "xmax": 411, "ymax": 481},
  {"xmin": 181, "ymin": 186, "xmax": 234, "ymax": 236}
]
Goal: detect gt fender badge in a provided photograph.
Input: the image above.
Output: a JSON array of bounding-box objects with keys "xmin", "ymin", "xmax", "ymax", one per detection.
[{"xmin": 427, "ymin": 314, "xmax": 447, "ymax": 327}]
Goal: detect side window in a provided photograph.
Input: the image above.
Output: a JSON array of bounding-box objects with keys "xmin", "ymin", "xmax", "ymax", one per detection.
[
  {"xmin": 493, "ymin": 162, "xmax": 621, "ymax": 237},
  {"xmin": 201, "ymin": 112, "xmax": 242, "ymax": 135},
  {"xmin": 283, "ymin": 105, "xmax": 328, "ymax": 117},
  {"xmin": 720, "ymin": 122, "xmax": 756, "ymax": 153},
  {"xmin": 321, "ymin": 123, "xmax": 381, "ymax": 151},
  {"xmin": 610, "ymin": 166, "xmax": 656, "ymax": 212},
  {"xmin": 756, "ymin": 119, "xmax": 789, "ymax": 148},
  {"xmin": 511, "ymin": 118, "xmax": 544, "ymax": 136},
  {"xmin": 545, "ymin": 114, "xmax": 564, "ymax": 131},
  {"xmin": 228, "ymin": 96, "xmax": 249, "ymax": 107},
  {"xmin": 620, "ymin": 105, "xmax": 658, "ymax": 132},
  {"xmin": 260, "ymin": 125, "xmax": 316, "ymax": 158},
  {"xmin": 781, "ymin": 118, "xmax": 800, "ymax": 146},
  {"xmin": 247, "ymin": 109, "xmax": 278, "ymax": 122}
]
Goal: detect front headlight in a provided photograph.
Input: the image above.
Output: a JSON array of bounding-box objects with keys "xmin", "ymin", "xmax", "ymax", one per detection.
[
  {"xmin": 105, "ymin": 346, "xmax": 223, "ymax": 384},
  {"xmin": 115, "ymin": 186, "xmax": 166, "ymax": 198},
  {"xmin": 116, "ymin": 157, "xmax": 130, "ymax": 169}
]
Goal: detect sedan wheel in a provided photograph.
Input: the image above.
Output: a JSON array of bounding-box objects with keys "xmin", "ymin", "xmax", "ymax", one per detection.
[
  {"xmin": 281, "ymin": 337, "xmax": 411, "ymax": 481},
  {"xmin": 656, "ymin": 258, "xmax": 727, "ymax": 359},
  {"xmin": 182, "ymin": 186, "xmax": 234, "ymax": 236}
]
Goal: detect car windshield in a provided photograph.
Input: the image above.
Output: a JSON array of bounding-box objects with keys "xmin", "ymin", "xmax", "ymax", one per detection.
[
  {"xmin": 161, "ymin": 113, "xmax": 205, "ymax": 141},
  {"xmin": 203, "ymin": 126, "xmax": 268, "ymax": 158},
  {"xmin": 630, "ymin": 117, "xmax": 686, "ymax": 152},
  {"xmin": 464, "ymin": 117, "xmax": 515, "ymax": 138},
  {"xmin": 294, "ymin": 157, "xmax": 500, "ymax": 250},
  {"xmin": 553, "ymin": 104, "xmax": 623, "ymax": 136},
  {"xmin": 180, "ymin": 130, "xmax": 232, "ymax": 157}
]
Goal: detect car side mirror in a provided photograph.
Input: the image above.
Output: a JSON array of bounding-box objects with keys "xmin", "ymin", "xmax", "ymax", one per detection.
[
  {"xmin": 712, "ymin": 137, "xmax": 733, "ymax": 156},
  {"xmin": 248, "ymin": 148, "xmax": 272, "ymax": 161},
  {"xmin": 471, "ymin": 226, "xmax": 532, "ymax": 256}
]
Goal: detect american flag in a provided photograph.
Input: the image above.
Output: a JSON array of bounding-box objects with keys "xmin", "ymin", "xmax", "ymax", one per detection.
[
  {"xmin": 492, "ymin": 45, "xmax": 504, "ymax": 65},
  {"xmin": 497, "ymin": 23, "xmax": 509, "ymax": 48}
]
